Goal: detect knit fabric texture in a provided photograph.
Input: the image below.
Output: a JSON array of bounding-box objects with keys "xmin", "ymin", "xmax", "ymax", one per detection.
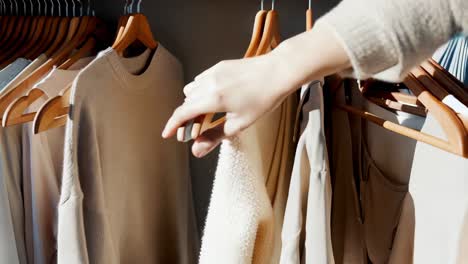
[{"xmin": 317, "ymin": 0, "xmax": 468, "ymax": 82}]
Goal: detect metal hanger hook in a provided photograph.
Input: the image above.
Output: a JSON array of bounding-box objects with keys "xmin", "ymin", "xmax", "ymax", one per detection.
[
  {"xmin": 55, "ymin": 0, "xmax": 61, "ymax": 16},
  {"xmin": 271, "ymin": 0, "xmax": 275, "ymax": 10},
  {"xmin": 71, "ymin": 0, "xmax": 76, "ymax": 16},
  {"xmin": 64, "ymin": 0, "xmax": 69, "ymax": 17},
  {"xmin": 128, "ymin": 0, "xmax": 133, "ymax": 14},
  {"xmin": 76, "ymin": 0, "xmax": 83, "ymax": 16},
  {"xmin": 13, "ymin": 0, "xmax": 18, "ymax": 15},
  {"xmin": 308, "ymin": 0, "xmax": 311, "ymax": 10},
  {"xmin": 21, "ymin": 0, "xmax": 26, "ymax": 15},
  {"xmin": 260, "ymin": 0, "xmax": 264, "ymax": 10},
  {"xmin": 50, "ymin": 0, "xmax": 54, "ymax": 17},
  {"xmin": 136, "ymin": 0, "xmax": 141, "ymax": 13},
  {"xmin": 85, "ymin": 0, "xmax": 89, "ymax": 16}
]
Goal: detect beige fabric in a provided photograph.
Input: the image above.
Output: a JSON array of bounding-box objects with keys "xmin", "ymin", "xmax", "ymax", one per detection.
[
  {"xmin": 317, "ymin": 0, "xmax": 468, "ymax": 82},
  {"xmin": 280, "ymin": 81, "xmax": 334, "ymax": 264},
  {"xmin": 57, "ymin": 47, "xmax": 198, "ymax": 264},
  {"xmin": 199, "ymin": 88, "xmax": 297, "ymax": 263},
  {"xmin": 0, "ymin": 55, "xmax": 48, "ymax": 263},
  {"xmin": 409, "ymin": 113, "xmax": 468, "ymax": 264},
  {"xmin": 22, "ymin": 57, "xmax": 93, "ymax": 264},
  {"xmin": 0, "ymin": 125, "xmax": 26, "ymax": 264},
  {"xmin": 330, "ymin": 83, "xmax": 415, "ymax": 264}
]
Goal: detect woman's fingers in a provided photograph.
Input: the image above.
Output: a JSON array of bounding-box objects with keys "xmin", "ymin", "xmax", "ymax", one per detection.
[
  {"xmin": 162, "ymin": 95, "xmax": 225, "ymax": 138},
  {"xmin": 191, "ymin": 125, "xmax": 226, "ymax": 157}
]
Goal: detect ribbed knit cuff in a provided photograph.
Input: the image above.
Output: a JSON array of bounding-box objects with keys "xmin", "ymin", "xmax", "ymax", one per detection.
[{"xmin": 315, "ymin": 0, "xmax": 400, "ymax": 80}]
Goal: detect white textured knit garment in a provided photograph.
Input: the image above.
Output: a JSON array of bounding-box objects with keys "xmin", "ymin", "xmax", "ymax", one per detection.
[
  {"xmin": 199, "ymin": 90, "xmax": 296, "ymax": 263},
  {"xmin": 317, "ymin": 0, "xmax": 468, "ymax": 82},
  {"xmin": 22, "ymin": 57, "xmax": 93, "ymax": 264},
  {"xmin": 280, "ymin": 80, "xmax": 334, "ymax": 264},
  {"xmin": 58, "ymin": 46, "xmax": 199, "ymax": 264}
]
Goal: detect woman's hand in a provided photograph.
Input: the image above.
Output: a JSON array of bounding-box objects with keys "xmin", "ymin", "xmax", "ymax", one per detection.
[
  {"xmin": 162, "ymin": 53, "xmax": 296, "ymax": 158},
  {"xmin": 162, "ymin": 25, "xmax": 351, "ymax": 158}
]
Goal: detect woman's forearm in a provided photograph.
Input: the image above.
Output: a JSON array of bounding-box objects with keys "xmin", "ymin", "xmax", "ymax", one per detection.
[
  {"xmin": 316, "ymin": 0, "xmax": 467, "ymax": 82},
  {"xmin": 269, "ymin": 24, "xmax": 351, "ymax": 97}
]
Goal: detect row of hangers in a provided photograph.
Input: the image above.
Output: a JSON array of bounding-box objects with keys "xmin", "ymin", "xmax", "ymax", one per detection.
[
  {"xmin": 3, "ymin": 0, "xmax": 465, "ymax": 158},
  {"xmin": 0, "ymin": 0, "xmax": 158, "ymax": 132},
  {"xmin": 177, "ymin": 0, "xmax": 290, "ymax": 142},
  {"xmin": 176, "ymin": 0, "xmax": 468, "ymax": 158},
  {"xmin": 336, "ymin": 54, "xmax": 468, "ymax": 157}
]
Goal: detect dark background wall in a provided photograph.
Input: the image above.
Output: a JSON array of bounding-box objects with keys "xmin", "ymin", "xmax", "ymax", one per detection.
[{"xmin": 93, "ymin": 0, "xmax": 340, "ymax": 236}]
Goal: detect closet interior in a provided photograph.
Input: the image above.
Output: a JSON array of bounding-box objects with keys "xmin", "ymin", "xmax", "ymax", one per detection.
[{"xmin": 0, "ymin": 0, "xmax": 466, "ymax": 263}]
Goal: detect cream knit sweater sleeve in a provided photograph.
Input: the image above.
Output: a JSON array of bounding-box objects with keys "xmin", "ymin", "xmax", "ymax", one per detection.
[{"xmin": 316, "ymin": 0, "xmax": 468, "ymax": 82}]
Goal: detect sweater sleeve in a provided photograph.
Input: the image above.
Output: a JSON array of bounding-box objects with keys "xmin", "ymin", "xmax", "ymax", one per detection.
[{"xmin": 316, "ymin": 0, "xmax": 468, "ymax": 82}]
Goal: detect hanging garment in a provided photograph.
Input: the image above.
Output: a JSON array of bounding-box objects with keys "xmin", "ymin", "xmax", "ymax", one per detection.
[
  {"xmin": 2, "ymin": 54, "xmax": 49, "ymax": 93},
  {"xmin": 330, "ymin": 83, "xmax": 417, "ymax": 264},
  {"xmin": 0, "ymin": 124, "xmax": 26, "ymax": 264},
  {"xmin": 0, "ymin": 58, "xmax": 31, "ymax": 90},
  {"xmin": 0, "ymin": 54, "xmax": 49, "ymax": 264},
  {"xmin": 22, "ymin": 57, "xmax": 94, "ymax": 264},
  {"xmin": 57, "ymin": 46, "xmax": 199, "ymax": 264},
  {"xmin": 0, "ymin": 130, "xmax": 24, "ymax": 264},
  {"xmin": 0, "ymin": 58, "xmax": 39, "ymax": 264},
  {"xmin": 433, "ymin": 34, "xmax": 468, "ymax": 85},
  {"xmin": 199, "ymin": 86, "xmax": 297, "ymax": 263},
  {"xmin": 409, "ymin": 112, "xmax": 468, "ymax": 263},
  {"xmin": 280, "ymin": 80, "xmax": 335, "ymax": 264}
]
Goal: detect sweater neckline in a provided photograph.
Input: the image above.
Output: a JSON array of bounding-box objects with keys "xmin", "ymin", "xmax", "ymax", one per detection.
[{"xmin": 104, "ymin": 46, "xmax": 164, "ymax": 92}]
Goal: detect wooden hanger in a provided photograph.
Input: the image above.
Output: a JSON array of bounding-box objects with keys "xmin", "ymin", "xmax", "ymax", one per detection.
[
  {"xmin": 422, "ymin": 59, "xmax": 468, "ymax": 106},
  {"xmin": 361, "ymin": 80, "xmax": 427, "ymax": 117},
  {"xmin": 177, "ymin": 5, "xmax": 281, "ymax": 142},
  {"xmin": 33, "ymin": 86, "xmax": 71, "ymax": 133},
  {"xmin": 7, "ymin": 15, "xmax": 46, "ymax": 59},
  {"xmin": 0, "ymin": 16, "xmax": 32, "ymax": 64},
  {"xmin": 0, "ymin": 15, "xmax": 27, "ymax": 53},
  {"xmin": 0, "ymin": 16, "xmax": 44, "ymax": 68},
  {"xmin": 27, "ymin": 17, "xmax": 73, "ymax": 60},
  {"xmin": 32, "ymin": 10, "xmax": 134, "ymax": 133},
  {"xmin": 112, "ymin": 13, "xmax": 158, "ymax": 54},
  {"xmin": 33, "ymin": 12, "xmax": 155, "ymax": 133},
  {"xmin": 255, "ymin": 9, "xmax": 280, "ymax": 56},
  {"xmin": 2, "ymin": 15, "xmax": 100, "ymax": 127},
  {"xmin": 0, "ymin": 16, "xmax": 96, "ymax": 119},
  {"xmin": 244, "ymin": 9, "xmax": 268, "ymax": 58},
  {"xmin": 410, "ymin": 66, "xmax": 451, "ymax": 101},
  {"xmin": 306, "ymin": 6, "xmax": 313, "ymax": 31},
  {"xmin": 411, "ymin": 64, "xmax": 468, "ymax": 128},
  {"xmin": 0, "ymin": 16, "xmax": 7, "ymax": 36},
  {"xmin": 114, "ymin": 0, "xmax": 132, "ymax": 43},
  {"xmin": 338, "ymin": 71, "xmax": 468, "ymax": 157},
  {"xmin": 177, "ymin": 8, "xmax": 269, "ymax": 141},
  {"xmin": 24, "ymin": 16, "xmax": 62, "ymax": 60},
  {"xmin": 2, "ymin": 36, "xmax": 97, "ymax": 127},
  {"xmin": 59, "ymin": 36, "xmax": 97, "ymax": 69},
  {"xmin": 0, "ymin": 16, "xmax": 18, "ymax": 51}
]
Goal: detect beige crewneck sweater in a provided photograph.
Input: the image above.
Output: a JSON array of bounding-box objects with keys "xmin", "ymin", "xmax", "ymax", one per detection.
[
  {"xmin": 57, "ymin": 46, "xmax": 199, "ymax": 264},
  {"xmin": 317, "ymin": 0, "xmax": 468, "ymax": 82}
]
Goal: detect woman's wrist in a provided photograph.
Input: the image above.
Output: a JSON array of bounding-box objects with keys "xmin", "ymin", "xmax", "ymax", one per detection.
[{"xmin": 269, "ymin": 24, "xmax": 351, "ymax": 96}]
